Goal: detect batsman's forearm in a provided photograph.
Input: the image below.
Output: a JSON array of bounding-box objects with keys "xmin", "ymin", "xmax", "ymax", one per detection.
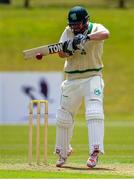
[
  {"xmin": 58, "ymin": 51, "xmax": 69, "ymax": 58},
  {"xmin": 88, "ymin": 30, "xmax": 110, "ymax": 41}
]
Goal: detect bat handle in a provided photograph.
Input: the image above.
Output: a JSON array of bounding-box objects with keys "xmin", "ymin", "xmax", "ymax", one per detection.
[{"xmin": 79, "ymin": 44, "xmax": 86, "ymax": 55}]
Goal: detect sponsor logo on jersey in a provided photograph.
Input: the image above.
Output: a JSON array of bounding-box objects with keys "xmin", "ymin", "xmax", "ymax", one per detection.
[{"xmin": 48, "ymin": 43, "xmax": 63, "ymax": 54}]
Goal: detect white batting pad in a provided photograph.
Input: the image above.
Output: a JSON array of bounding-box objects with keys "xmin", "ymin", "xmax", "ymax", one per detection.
[
  {"xmin": 87, "ymin": 119, "xmax": 104, "ymax": 154},
  {"xmin": 55, "ymin": 108, "xmax": 74, "ymax": 158},
  {"xmin": 85, "ymin": 99, "xmax": 104, "ymax": 120},
  {"xmin": 56, "ymin": 108, "xmax": 73, "ymax": 128}
]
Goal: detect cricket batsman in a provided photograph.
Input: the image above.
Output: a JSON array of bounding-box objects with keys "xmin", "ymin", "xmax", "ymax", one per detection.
[{"xmin": 55, "ymin": 6, "xmax": 110, "ymax": 168}]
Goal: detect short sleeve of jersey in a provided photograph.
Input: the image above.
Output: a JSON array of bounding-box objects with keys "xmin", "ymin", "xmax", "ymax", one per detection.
[
  {"xmin": 59, "ymin": 28, "xmax": 68, "ymax": 43},
  {"xmin": 96, "ymin": 23, "xmax": 109, "ymax": 32}
]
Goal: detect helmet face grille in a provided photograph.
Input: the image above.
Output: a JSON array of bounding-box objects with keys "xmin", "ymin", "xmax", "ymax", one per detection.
[{"xmin": 68, "ymin": 6, "xmax": 89, "ymax": 25}]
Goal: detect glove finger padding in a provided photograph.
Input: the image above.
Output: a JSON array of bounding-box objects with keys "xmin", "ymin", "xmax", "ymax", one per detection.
[
  {"xmin": 62, "ymin": 40, "xmax": 74, "ymax": 56},
  {"xmin": 73, "ymin": 34, "xmax": 87, "ymax": 50},
  {"xmin": 62, "ymin": 34, "xmax": 87, "ymax": 56}
]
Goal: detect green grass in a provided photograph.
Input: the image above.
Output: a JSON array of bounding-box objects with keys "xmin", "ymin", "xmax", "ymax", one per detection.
[
  {"xmin": 0, "ymin": 119, "xmax": 134, "ymax": 178},
  {"xmin": 0, "ymin": 170, "xmax": 133, "ymax": 178},
  {"xmin": 1, "ymin": 120, "xmax": 134, "ymax": 164}
]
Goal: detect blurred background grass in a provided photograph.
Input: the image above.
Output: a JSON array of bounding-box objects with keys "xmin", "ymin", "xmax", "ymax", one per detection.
[
  {"xmin": 11, "ymin": 0, "xmax": 134, "ymax": 8},
  {"xmin": 0, "ymin": 1, "xmax": 133, "ymax": 118}
]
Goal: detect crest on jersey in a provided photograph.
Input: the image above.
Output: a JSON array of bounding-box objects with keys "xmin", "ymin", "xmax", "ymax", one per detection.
[
  {"xmin": 94, "ymin": 88, "xmax": 101, "ymax": 96},
  {"xmin": 70, "ymin": 13, "xmax": 77, "ymax": 20}
]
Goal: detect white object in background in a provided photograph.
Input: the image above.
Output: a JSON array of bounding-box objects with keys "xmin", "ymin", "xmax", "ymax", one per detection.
[{"xmin": 0, "ymin": 72, "xmax": 63, "ymax": 124}]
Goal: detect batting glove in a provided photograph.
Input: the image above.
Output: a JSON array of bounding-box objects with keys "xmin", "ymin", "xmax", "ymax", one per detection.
[
  {"xmin": 62, "ymin": 40, "xmax": 75, "ymax": 56},
  {"xmin": 62, "ymin": 34, "xmax": 88, "ymax": 56},
  {"xmin": 72, "ymin": 34, "xmax": 87, "ymax": 50}
]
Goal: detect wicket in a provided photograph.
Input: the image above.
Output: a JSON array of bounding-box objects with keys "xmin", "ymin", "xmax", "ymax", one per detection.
[{"xmin": 28, "ymin": 100, "xmax": 48, "ymax": 165}]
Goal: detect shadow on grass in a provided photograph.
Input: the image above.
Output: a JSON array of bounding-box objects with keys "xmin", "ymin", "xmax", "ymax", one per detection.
[{"xmin": 60, "ymin": 165, "xmax": 114, "ymax": 171}]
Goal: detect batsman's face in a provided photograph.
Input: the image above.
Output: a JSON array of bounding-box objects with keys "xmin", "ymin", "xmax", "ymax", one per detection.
[{"xmin": 69, "ymin": 21, "xmax": 84, "ymax": 34}]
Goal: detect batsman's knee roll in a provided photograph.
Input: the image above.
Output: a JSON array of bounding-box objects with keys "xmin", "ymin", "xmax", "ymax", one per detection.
[
  {"xmin": 85, "ymin": 99, "xmax": 104, "ymax": 120},
  {"xmin": 56, "ymin": 108, "xmax": 73, "ymax": 128}
]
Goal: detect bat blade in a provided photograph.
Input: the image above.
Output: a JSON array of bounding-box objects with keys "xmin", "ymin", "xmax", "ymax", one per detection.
[{"xmin": 23, "ymin": 42, "xmax": 63, "ymax": 59}]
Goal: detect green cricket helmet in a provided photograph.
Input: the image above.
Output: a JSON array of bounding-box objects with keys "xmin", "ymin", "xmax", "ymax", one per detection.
[{"xmin": 68, "ymin": 6, "xmax": 89, "ymax": 35}]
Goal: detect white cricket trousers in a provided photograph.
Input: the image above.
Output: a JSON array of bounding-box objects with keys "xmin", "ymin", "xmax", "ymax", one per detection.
[{"xmin": 57, "ymin": 75, "xmax": 104, "ymax": 155}]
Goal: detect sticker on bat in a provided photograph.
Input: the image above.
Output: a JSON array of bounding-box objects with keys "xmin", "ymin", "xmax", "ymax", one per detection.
[{"xmin": 48, "ymin": 43, "xmax": 63, "ymax": 54}]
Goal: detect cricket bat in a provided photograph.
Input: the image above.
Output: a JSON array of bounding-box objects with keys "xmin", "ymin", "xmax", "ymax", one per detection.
[{"xmin": 23, "ymin": 42, "xmax": 63, "ymax": 59}]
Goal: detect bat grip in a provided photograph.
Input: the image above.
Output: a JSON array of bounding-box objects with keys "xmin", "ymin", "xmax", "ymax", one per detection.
[{"xmin": 79, "ymin": 44, "xmax": 86, "ymax": 55}]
